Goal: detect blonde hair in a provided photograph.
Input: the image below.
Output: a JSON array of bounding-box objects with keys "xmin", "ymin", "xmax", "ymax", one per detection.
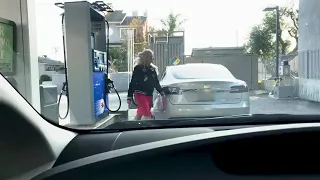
[
  {"xmin": 138, "ymin": 49, "xmax": 154, "ymax": 65},
  {"xmin": 150, "ymin": 63, "xmax": 159, "ymax": 75}
]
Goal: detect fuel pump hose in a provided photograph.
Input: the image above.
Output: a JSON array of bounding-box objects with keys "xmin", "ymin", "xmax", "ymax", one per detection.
[
  {"xmin": 104, "ymin": 17, "xmax": 122, "ymax": 113},
  {"xmin": 104, "ymin": 78, "xmax": 122, "ymax": 112},
  {"xmin": 58, "ymin": 13, "xmax": 69, "ymax": 120}
]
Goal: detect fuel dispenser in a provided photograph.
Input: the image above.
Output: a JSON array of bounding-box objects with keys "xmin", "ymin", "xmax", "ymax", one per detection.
[
  {"xmin": 271, "ymin": 60, "xmax": 296, "ymax": 99},
  {"xmin": 56, "ymin": 1, "xmax": 120, "ymax": 126}
]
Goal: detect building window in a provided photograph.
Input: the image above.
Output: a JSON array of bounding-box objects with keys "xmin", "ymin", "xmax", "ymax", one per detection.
[
  {"xmin": 120, "ymin": 28, "xmax": 128, "ymax": 40},
  {"xmin": 120, "ymin": 28, "xmax": 135, "ymax": 40}
]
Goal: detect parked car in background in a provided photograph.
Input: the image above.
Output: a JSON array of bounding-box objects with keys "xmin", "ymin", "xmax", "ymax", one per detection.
[{"xmin": 152, "ymin": 63, "xmax": 250, "ymax": 119}]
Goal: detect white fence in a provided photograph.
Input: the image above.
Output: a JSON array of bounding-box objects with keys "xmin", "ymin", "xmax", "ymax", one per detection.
[
  {"xmin": 109, "ymin": 72, "xmax": 132, "ymax": 92},
  {"xmin": 299, "ymin": 49, "xmax": 320, "ymax": 79}
]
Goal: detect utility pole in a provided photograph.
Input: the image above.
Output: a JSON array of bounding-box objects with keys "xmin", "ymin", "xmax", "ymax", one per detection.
[
  {"xmin": 263, "ymin": 6, "xmax": 280, "ymax": 78},
  {"xmin": 275, "ymin": 6, "xmax": 280, "ymax": 78}
]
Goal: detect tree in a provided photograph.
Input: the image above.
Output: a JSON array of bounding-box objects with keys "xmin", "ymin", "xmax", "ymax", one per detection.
[
  {"xmin": 148, "ymin": 26, "xmax": 158, "ymax": 37},
  {"xmin": 148, "ymin": 26, "xmax": 167, "ymax": 37},
  {"xmin": 262, "ymin": 8, "xmax": 294, "ymax": 55},
  {"xmin": 245, "ymin": 5, "xmax": 299, "ymax": 60},
  {"xmin": 161, "ymin": 12, "xmax": 186, "ymax": 36},
  {"xmin": 282, "ymin": 7, "xmax": 299, "ymax": 53},
  {"xmin": 245, "ymin": 25, "xmax": 274, "ymax": 60},
  {"xmin": 39, "ymin": 74, "xmax": 52, "ymax": 84},
  {"xmin": 129, "ymin": 17, "xmax": 148, "ymax": 54},
  {"xmin": 109, "ymin": 46, "xmax": 128, "ymax": 72},
  {"xmin": 148, "ymin": 26, "xmax": 157, "ymax": 33}
]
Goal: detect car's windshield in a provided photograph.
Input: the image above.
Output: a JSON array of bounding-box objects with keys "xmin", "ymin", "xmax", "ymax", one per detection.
[
  {"xmin": 2, "ymin": 0, "xmax": 318, "ymax": 131},
  {"xmin": 172, "ymin": 64, "xmax": 235, "ymax": 79}
]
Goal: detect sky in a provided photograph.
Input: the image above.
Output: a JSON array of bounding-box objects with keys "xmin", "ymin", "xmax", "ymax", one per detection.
[{"xmin": 35, "ymin": 0, "xmax": 298, "ymax": 62}]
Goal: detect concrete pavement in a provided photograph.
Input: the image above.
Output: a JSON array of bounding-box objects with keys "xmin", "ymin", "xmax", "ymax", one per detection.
[
  {"xmin": 57, "ymin": 91, "xmax": 320, "ymax": 126},
  {"xmin": 250, "ymin": 94, "xmax": 320, "ymax": 115},
  {"xmin": 58, "ymin": 92, "xmax": 134, "ymax": 126}
]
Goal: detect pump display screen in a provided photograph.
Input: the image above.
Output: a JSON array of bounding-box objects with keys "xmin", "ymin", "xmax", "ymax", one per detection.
[
  {"xmin": 0, "ymin": 21, "xmax": 14, "ymax": 74},
  {"xmin": 93, "ymin": 49, "xmax": 107, "ymax": 72}
]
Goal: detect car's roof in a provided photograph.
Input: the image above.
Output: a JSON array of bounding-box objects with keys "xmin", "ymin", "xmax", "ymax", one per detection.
[
  {"xmin": 167, "ymin": 63, "xmax": 226, "ymax": 70},
  {"xmin": 164, "ymin": 63, "xmax": 235, "ymax": 80},
  {"xmin": 160, "ymin": 63, "xmax": 240, "ymax": 84}
]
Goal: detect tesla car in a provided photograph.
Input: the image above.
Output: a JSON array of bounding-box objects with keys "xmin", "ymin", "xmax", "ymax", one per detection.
[{"xmin": 152, "ymin": 63, "xmax": 250, "ymax": 119}]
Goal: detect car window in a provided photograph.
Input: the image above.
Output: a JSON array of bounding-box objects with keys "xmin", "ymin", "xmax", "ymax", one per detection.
[{"xmin": 172, "ymin": 64, "xmax": 235, "ymax": 79}]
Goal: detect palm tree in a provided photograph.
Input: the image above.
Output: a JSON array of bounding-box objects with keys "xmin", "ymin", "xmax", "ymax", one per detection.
[{"xmin": 160, "ymin": 12, "xmax": 186, "ymax": 36}]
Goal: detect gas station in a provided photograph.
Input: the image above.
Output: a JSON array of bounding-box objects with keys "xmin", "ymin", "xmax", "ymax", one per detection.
[
  {"xmin": 59, "ymin": 1, "xmax": 120, "ymax": 126},
  {"xmin": 0, "ymin": 0, "xmax": 125, "ymax": 128},
  {"xmin": 4, "ymin": 0, "xmax": 320, "ymax": 127},
  {"xmin": 0, "ymin": 0, "xmax": 305, "ymax": 126}
]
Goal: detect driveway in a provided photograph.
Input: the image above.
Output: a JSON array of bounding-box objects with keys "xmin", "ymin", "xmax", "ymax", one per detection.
[
  {"xmin": 57, "ymin": 92, "xmax": 320, "ymax": 124},
  {"xmin": 127, "ymin": 94, "xmax": 320, "ymax": 120},
  {"xmin": 250, "ymin": 94, "xmax": 320, "ymax": 115}
]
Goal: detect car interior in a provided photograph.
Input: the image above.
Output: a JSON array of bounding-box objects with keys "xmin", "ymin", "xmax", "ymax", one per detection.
[{"xmin": 2, "ymin": 75, "xmax": 320, "ymax": 180}]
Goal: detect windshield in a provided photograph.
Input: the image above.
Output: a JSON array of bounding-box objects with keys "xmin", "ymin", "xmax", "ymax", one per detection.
[
  {"xmin": 2, "ymin": 0, "xmax": 317, "ymax": 131},
  {"xmin": 172, "ymin": 64, "xmax": 235, "ymax": 79}
]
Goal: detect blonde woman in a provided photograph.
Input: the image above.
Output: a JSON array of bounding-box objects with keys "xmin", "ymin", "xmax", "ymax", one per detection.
[
  {"xmin": 127, "ymin": 49, "xmax": 165, "ymax": 120},
  {"xmin": 135, "ymin": 52, "xmax": 158, "ymax": 75}
]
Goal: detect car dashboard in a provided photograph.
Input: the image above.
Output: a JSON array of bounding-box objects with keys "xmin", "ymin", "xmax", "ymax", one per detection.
[
  {"xmin": 1, "ymin": 98, "xmax": 320, "ymax": 180},
  {"xmin": 34, "ymin": 123, "xmax": 320, "ymax": 180},
  {"xmin": 2, "ymin": 70, "xmax": 320, "ymax": 180}
]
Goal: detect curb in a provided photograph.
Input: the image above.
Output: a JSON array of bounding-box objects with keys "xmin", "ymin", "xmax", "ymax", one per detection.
[
  {"xmin": 65, "ymin": 114, "xmax": 120, "ymax": 129},
  {"xmin": 268, "ymin": 94, "xmax": 299, "ymax": 100},
  {"xmin": 250, "ymin": 90, "xmax": 270, "ymax": 96}
]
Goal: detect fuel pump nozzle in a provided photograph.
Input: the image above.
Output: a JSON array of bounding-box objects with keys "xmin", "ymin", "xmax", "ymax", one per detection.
[
  {"xmin": 105, "ymin": 75, "xmax": 114, "ymax": 93},
  {"xmin": 103, "ymin": 73, "xmax": 122, "ymax": 112}
]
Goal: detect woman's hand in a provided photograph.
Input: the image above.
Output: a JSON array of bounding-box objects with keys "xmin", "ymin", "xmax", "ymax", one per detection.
[{"xmin": 127, "ymin": 97, "xmax": 132, "ymax": 105}]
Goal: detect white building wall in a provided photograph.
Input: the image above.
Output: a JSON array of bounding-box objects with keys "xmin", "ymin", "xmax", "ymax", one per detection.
[
  {"xmin": 298, "ymin": 0, "xmax": 320, "ymax": 102},
  {"xmin": 0, "ymin": 0, "xmax": 40, "ymax": 111}
]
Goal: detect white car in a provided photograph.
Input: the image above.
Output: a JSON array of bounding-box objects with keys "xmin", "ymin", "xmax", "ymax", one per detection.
[{"xmin": 152, "ymin": 63, "xmax": 250, "ymax": 119}]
